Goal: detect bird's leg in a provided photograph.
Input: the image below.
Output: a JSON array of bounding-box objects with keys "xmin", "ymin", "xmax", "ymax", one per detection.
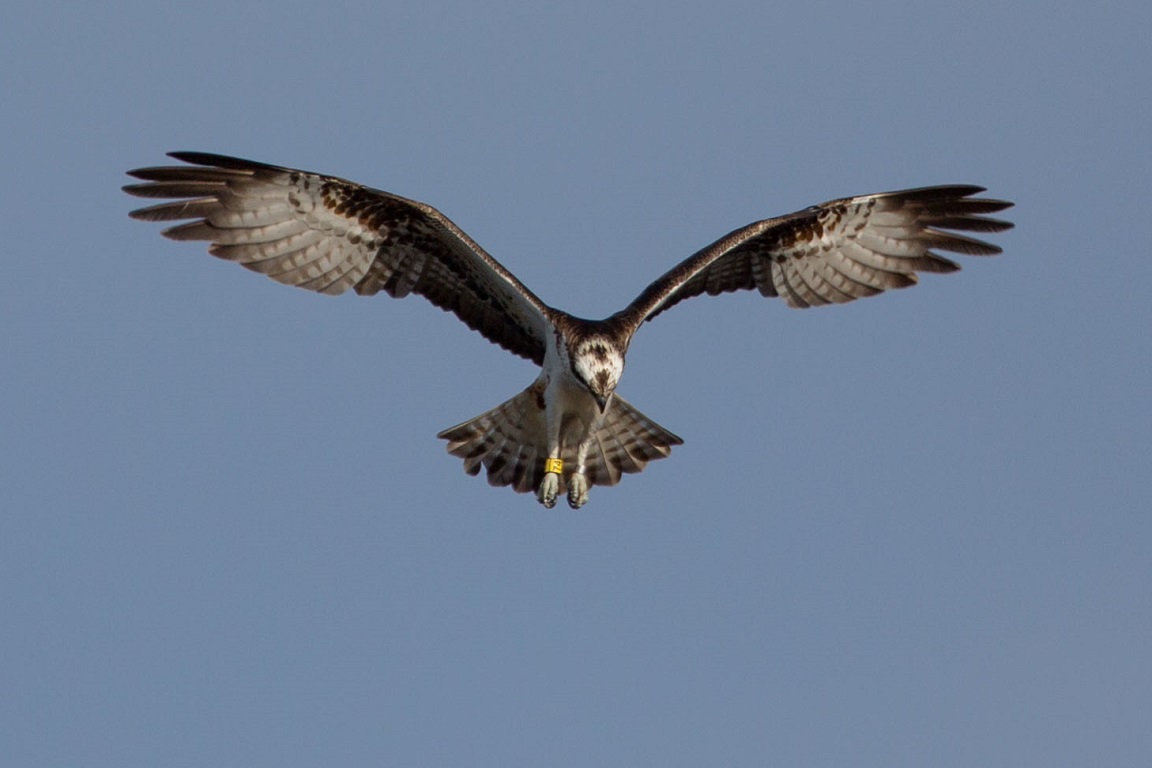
[
  {"xmin": 537, "ymin": 406, "xmax": 562, "ymax": 509},
  {"xmin": 537, "ymin": 457, "xmax": 562, "ymax": 509},
  {"xmin": 567, "ymin": 441, "xmax": 591, "ymax": 509},
  {"xmin": 566, "ymin": 469, "xmax": 589, "ymax": 509}
]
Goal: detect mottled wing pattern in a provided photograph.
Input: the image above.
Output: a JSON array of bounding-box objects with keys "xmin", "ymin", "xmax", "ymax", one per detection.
[
  {"xmin": 124, "ymin": 152, "xmax": 552, "ymax": 363},
  {"xmin": 437, "ymin": 384, "xmax": 682, "ymax": 494},
  {"xmin": 620, "ymin": 186, "xmax": 1013, "ymax": 325}
]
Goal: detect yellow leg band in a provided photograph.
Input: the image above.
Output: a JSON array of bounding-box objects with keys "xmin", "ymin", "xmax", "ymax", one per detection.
[{"xmin": 544, "ymin": 457, "xmax": 563, "ymax": 475}]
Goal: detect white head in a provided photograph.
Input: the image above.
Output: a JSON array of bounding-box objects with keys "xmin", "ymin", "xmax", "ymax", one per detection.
[{"xmin": 571, "ymin": 337, "xmax": 625, "ymax": 411}]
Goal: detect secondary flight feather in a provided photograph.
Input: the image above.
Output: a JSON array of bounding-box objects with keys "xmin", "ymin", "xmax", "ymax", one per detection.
[{"xmin": 125, "ymin": 152, "xmax": 1013, "ymax": 508}]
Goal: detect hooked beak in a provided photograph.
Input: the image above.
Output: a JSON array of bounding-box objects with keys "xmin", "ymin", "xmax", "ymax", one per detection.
[{"xmin": 594, "ymin": 393, "xmax": 610, "ymax": 413}]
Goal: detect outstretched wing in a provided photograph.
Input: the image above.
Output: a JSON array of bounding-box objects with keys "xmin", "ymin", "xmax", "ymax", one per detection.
[
  {"xmin": 125, "ymin": 152, "xmax": 552, "ymax": 364},
  {"xmin": 617, "ymin": 185, "xmax": 1013, "ymax": 328}
]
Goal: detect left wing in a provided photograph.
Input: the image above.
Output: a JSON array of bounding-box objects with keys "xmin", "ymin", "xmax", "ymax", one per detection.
[
  {"xmin": 124, "ymin": 152, "xmax": 553, "ymax": 364},
  {"xmin": 615, "ymin": 185, "xmax": 1013, "ymax": 329}
]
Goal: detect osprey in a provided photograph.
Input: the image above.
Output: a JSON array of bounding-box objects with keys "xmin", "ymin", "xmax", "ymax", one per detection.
[{"xmin": 125, "ymin": 153, "xmax": 1013, "ymax": 508}]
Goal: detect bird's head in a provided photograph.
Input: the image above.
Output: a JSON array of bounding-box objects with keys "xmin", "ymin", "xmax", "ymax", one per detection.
[{"xmin": 571, "ymin": 337, "xmax": 625, "ymax": 412}]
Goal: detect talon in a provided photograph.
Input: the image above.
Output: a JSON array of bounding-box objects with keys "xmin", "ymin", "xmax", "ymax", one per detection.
[
  {"xmin": 537, "ymin": 472, "xmax": 560, "ymax": 509},
  {"xmin": 567, "ymin": 473, "xmax": 589, "ymax": 509}
]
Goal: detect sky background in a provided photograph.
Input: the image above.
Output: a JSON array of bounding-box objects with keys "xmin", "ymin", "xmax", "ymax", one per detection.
[{"xmin": 3, "ymin": 1, "xmax": 1150, "ymax": 766}]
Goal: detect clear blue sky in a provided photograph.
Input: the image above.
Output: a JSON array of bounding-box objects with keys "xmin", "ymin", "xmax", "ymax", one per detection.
[{"xmin": 3, "ymin": 2, "xmax": 1150, "ymax": 766}]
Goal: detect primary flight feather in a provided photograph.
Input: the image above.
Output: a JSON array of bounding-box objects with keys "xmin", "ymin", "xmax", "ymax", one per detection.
[{"xmin": 125, "ymin": 152, "xmax": 1013, "ymax": 508}]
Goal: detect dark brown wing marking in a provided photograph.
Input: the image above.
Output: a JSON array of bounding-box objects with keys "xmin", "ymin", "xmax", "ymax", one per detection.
[
  {"xmin": 616, "ymin": 185, "xmax": 1013, "ymax": 330},
  {"xmin": 125, "ymin": 152, "xmax": 553, "ymax": 364}
]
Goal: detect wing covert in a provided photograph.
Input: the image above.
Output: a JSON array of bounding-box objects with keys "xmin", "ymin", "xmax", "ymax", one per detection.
[
  {"xmin": 125, "ymin": 152, "xmax": 552, "ymax": 364},
  {"xmin": 617, "ymin": 185, "xmax": 1013, "ymax": 329}
]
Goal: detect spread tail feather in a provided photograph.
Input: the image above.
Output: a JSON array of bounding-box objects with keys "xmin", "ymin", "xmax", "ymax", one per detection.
[{"xmin": 437, "ymin": 387, "xmax": 683, "ymax": 494}]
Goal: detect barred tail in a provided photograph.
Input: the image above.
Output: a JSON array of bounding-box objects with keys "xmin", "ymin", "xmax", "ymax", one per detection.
[
  {"xmin": 437, "ymin": 385, "xmax": 549, "ymax": 494},
  {"xmin": 580, "ymin": 395, "xmax": 683, "ymax": 487},
  {"xmin": 437, "ymin": 387, "xmax": 683, "ymax": 494}
]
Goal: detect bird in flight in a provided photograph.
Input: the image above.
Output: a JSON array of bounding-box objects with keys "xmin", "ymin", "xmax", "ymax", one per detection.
[{"xmin": 125, "ymin": 153, "xmax": 1012, "ymax": 508}]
